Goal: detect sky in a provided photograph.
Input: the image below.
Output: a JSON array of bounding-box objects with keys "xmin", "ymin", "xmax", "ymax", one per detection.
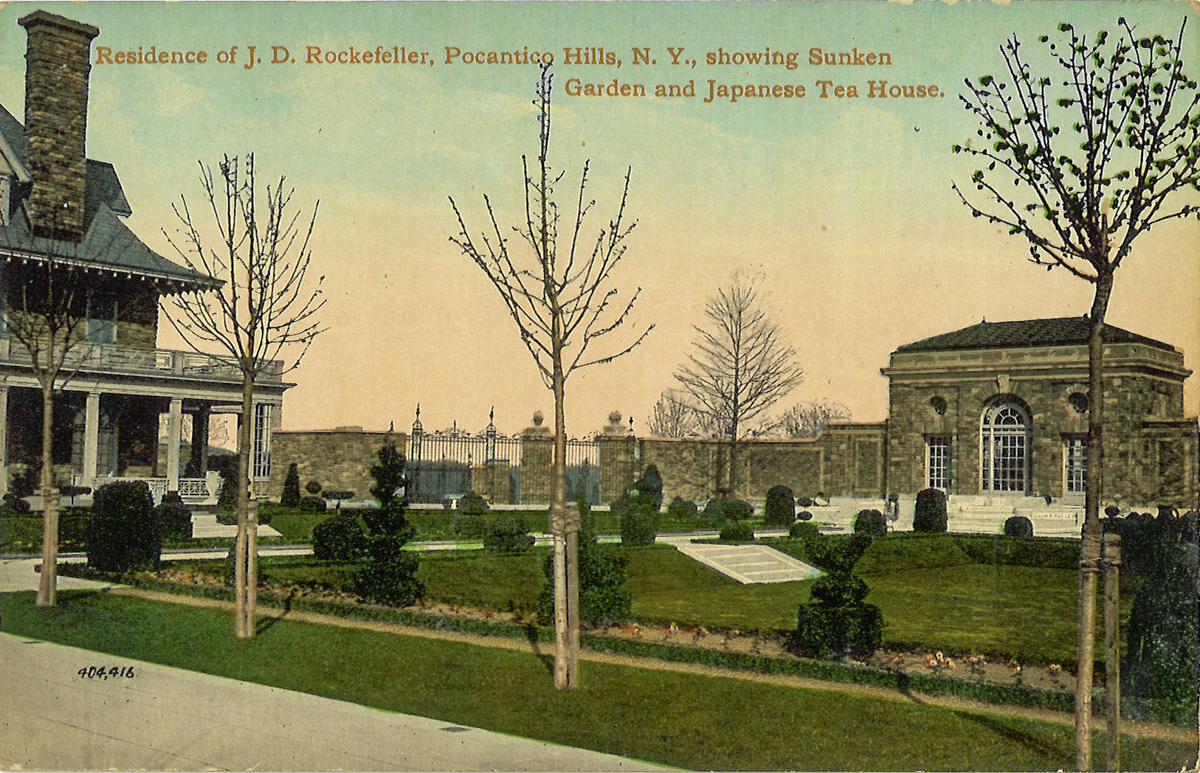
[{"xmin": 2, "ymin": 0, "xmax": 1197, "ymax": 438}]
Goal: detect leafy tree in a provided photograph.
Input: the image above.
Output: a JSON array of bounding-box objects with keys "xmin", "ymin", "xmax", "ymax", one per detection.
[
  {"xmin": 673, "ymin": 271, "xmax": 803, "ymax": 496},
  {"xmin": 450, "ymin": 65, "xmax": 652, "ymax": 689},
  {"xmin": 952, "ymin": 19, "xmax": 1199, "ymax": 762}
]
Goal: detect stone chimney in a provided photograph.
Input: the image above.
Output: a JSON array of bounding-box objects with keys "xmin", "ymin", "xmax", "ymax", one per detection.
[{"xmin": 18, "ymin": 11, "xmax": 99, "ymax": 242}]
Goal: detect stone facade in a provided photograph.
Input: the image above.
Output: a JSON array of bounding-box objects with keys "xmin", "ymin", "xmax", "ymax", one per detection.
[
  {"xmin": 267, "ymin": 319, "xmax": 1196, "ymax": 511},
  {"xmin": 269, "ymin": 429, "xmax": 406, "ymax": 503},
  {"xmin": 882, "ymin": 319, "xmax": 1198, "ymax": 509}
]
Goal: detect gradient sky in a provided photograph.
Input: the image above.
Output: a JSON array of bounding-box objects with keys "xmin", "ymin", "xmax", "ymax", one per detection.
[{"xmin": 2, "ymin": 1, "xmax": 1197, "ymax": 438}]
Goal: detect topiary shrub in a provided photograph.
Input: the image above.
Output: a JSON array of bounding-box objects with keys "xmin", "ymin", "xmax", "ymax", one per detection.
[
  {"xmin": 216, "ymin": 466, "xmax": 238, "ymax": 515},
  {"xmin": 913, "ymin": 488, "xmax": 948, "ymax": 533},
  {"xmin": 2, "ymin": 492, "xmax": 32, "ymax": 515},
  {"xmin": 299, "ymin": 495, "xmax": 327, "ymax": 513},
  {"xmin": 354, "ymin": 442, "xmax": 423, "ymax": 606},
  {"xmin": 305, "ymin": 480, "xmax": 322, "ymax": 495},
  {"xmin": 614, "ymin": 494, "xmax": 658, "ymax": 546},
  {"xmin": 797, "ymin": 510, "xmax": 813, "ymax": 521},
  {"xmin": 791, "ymin": 571, "xmax": 884, "ymax": 659},
  {"xmin": 281, "ymin": 463, "xmax": 301, "ymax": 507},
  {"xmin": 311, "ymin": 513, "xmax": 367, "ymax": 561},
  {"xmin": 854, "ymin": 509, "xmax": 888, "ymax": 536},
  {"xmin": 764, "ymin": 485, "xmax": 796, "ymax": 527},
  {"xmin": 87, "ymin": 481, "xmax": 160, "ymax": 573},
  {"xmin": 1004, "ymin": 515, "xmax": 1034, "ymax": 538},
  {"xmin": 323, "ymin": 490, "xmax": 354, "ymax": 510},
  {"xmin": 155, "ymin": 496, "xmax": 193, "ymax": 541},
  {"xmin": 796, "ymin": 496, "xmax": 814, "ymax": 508},
  {"xmin": 700, "ymin": 499, "xmax": 729, "ymax": 526},
  {"xmin": 458, "ymin": 491, "xmax": 490, "ymax": 516},
  {"xmin": 789, "ymin": 521, "xmax": 820, "ymax": 539},
  {"xmin": 631, "ymin": 464, "xmax": 663, "ymax": 510},
  {"xmin": 719, "ymin": 519, "xmax": 755, "ymax": 542},
  {"xmin": 483, "ymin": 516, "xmax": 535, "ymax": 552},
  {"xmin": 539, "ymin": 519, "xmax": 631, "ymax": 624}
]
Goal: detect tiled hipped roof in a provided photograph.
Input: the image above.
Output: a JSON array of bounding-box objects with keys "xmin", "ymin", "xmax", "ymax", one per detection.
[
  {"xmin": 895, "ymin": 317, "xmax": 1177, "ymax": 354},
  {"xmin": 0, "ymin": 104, "xmax": 216, "ymax": 290}
]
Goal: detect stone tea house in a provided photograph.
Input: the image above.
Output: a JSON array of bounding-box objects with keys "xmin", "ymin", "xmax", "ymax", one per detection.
[{"xmin": 1, "ymin": 11, "xmax": 287, "ymax": 501}]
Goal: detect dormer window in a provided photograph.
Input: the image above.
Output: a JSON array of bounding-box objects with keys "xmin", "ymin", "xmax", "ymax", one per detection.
[{"xmin": 86, "ymin": 294, "xmax": 116, "ymax": 345}]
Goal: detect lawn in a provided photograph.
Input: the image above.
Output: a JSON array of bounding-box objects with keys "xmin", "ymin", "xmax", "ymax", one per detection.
[
  {"xmin": 190, "ymin": 543, "xmax": 1099, "ymax": 664},
  {"xmin": 2, "ymin": 590, "xmax": 1191, "ymax": 772}
]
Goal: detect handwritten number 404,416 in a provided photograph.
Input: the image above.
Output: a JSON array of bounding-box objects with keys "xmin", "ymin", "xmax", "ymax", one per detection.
[{"xmin": 78, "ymin": 666, "xmax": 135, "ymax": 679}]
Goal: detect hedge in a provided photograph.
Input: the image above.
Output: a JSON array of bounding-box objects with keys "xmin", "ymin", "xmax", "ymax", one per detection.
[
  {"xmin": 952, "ymin": 534, "xmax": 1078, "ymax": 570},
  {"xmin": 855, "ymin": 534, "xmax": 973, "ymax": 575}
]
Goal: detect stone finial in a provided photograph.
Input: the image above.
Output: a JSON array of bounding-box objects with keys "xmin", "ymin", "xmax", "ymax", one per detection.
[{"xmin": 532, "ymin": 410, "xmax": 544, "ymax": 426}]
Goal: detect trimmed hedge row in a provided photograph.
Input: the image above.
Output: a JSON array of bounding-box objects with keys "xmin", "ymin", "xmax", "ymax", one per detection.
[{"xmin": 952, "ymin": 534, "xmax": 1079, "ymax": 570}]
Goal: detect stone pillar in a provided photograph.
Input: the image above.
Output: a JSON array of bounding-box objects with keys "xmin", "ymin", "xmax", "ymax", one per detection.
[
  {"xmin": 520, "ymin": 411, "xmax": 553, "ymax": 506},
  {"xmin": 189, "ymin": 405, "xmax": 210, "ymax": 476},
  {"xmin": 166, "ymin": 397, "xmax": 182, "ymax": 492},
  {"xmin": 0, "ymin": 386, "xmax": 7, "ymax": 495},
  {"xmin": 81, "ymin": 391, "xmax": 100, "ymax": 487},
  {"xmin": 596, "ymin": 411, "xmax": 637, "ymax": 505}
]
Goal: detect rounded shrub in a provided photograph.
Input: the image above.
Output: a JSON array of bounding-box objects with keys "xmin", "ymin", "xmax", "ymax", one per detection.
[
  {"xmin": 1004, "ymin": 515, "xmax": 1034, "ymax": 538},
  {"xmin": 913, "ymin": 488, "xmax": 948, "ymax": 533},
  {"xmin": 614, "ymin": 494, "xmax": 658, "ymax": 546},
  {"xmin": 281, "ymin": 463, "xmax": 302, "ymax": 508},
  {"xmin": 299, "ymin": 495, "xmax": 327, "ymax": 513},
  {"xmin": 633, "ymin": 464, "xmax": 664, "ymax": 509},
  {"xmin": 854, "ymin": 509, "xmax": 888, "ymax": 536},
  {"xmin": 719, "ymin": 519, "xmax": 755, "ymax": 542},
  {"xmin": 305, "ymin": 480, "xmax": 322, "ymax": 495},
  {"xmin": 667, "ymin": 496, "xmax": 698, "ymax": 522},
  {"xmin": 539, "ymin": 534, "xmax": 632, "ymax": 624},
  {"xmin": 311, "ymin": 513, "xmax": 367, "ymax": 561},
  {"xmin": 155, "ymin": 500, "xmax": 194, "ymax": 541},
  {"xmin": 701, "ymin": 499, "xmax": 729, "ymax": 526},
  {"xmin": 789, "ymin": 521, "xmax": 820, "ymax": 539},
  {"xmin": 724, "ymin": 500, "xmax": 754, "ymax": 521},
  {"xmin": 796, "ymin": 496, "xmax": 814, "ymax": 508},
  {"xmin": 452, "ymin": 512, "xmax": 488, "ymax": 539},
  {"xmin": 764, "ymin": 485, "xmax": 796, "ymax": 527},
  {"xmin": 2, "ymin": 492, "xmax": 32, "ymax": 515},
  {"xmin": 87, "ymin": 481, "xmax": 160, "ymax": 573},
  {"xmin": 797, "ymin": 510, "xmax": 813, "ymax": 521},
  {"xmin": 458, "ymin": 491, "xmax": 490, "ymax": 516},
  {"xmin": 483, "ymin": 516, "xmax": 535, "ymax": 552}
]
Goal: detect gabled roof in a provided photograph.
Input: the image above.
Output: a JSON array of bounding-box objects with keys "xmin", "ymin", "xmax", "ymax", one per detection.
[
  {"xmin": 0, "ymin": 104, "xmax": 214, "ymax": 291},
  {"xmin": 895, "ymin": 317, "xmax": 1177, "ymax": 354}
]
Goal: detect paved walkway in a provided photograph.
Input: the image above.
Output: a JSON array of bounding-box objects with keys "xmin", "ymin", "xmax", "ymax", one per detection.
[{"xmin": 0, "ymin": 563, "xmax": 667, "ymax": 772}]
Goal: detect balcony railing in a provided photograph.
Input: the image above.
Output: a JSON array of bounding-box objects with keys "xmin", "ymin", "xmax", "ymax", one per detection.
[{"xmin": 0, "ymin": 336, "xmax": 284, "ymax": 382}]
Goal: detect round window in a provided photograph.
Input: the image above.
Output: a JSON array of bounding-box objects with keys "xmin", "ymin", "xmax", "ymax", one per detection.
[
  {"xmin": 1069, "ymin": 392, "xmax": 1089, "ymax": 414},
  {"xmin": 930, "ymin": 396, "xmax": 948, "ymax": 415}
]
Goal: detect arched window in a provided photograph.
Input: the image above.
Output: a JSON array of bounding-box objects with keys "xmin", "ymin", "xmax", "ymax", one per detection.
[{"xmin": 981, "ymin": 401, "xmax": 1030, "ymax": 493}]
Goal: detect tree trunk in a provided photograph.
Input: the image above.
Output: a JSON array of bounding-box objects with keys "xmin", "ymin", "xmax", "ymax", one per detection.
[
  {"xmin": 36, "ymin": 382, "xmax": 57, "ymax": 607},
  {"xmin": 234, "ymin": 370, "xmax": 255, "ymax": 638},
  {"xmin": 1103, "ymin": 532, "xmax": 1121, "ymax": 772},
  {"xmin": 1077, "ymin": 271, "xmax": 1113, "ymax": 771}
]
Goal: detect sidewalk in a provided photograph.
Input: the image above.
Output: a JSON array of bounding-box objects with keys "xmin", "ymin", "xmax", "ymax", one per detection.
[{"xmin": 0, "ymin": 564, "xmax": 668, "ymax": 772}]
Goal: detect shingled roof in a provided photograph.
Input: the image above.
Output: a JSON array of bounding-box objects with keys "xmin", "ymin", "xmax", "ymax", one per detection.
[
  {"xmin": 895, "ymin": 317, "xmax": 1177, "ymax": 354},
  {"xmin": 0, "ymin": 104, "xmax": 216, "ymax": 291}
]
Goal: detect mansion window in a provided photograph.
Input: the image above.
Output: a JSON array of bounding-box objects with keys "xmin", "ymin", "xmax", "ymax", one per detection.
[
  {"xmin": 1064, "ymin": 436, "xmax": 1087, "ymax": 494},
  {"xmin": 86, "ymin": 295, "xmax": 116, "ymax": 345},
  {"xmin": 926, "ymin": 436, "xmax": 952, "ymax": 491},
  {"xmin": 252, "ymin": 403, "xmax": 272, "ymax": 480},
  {"xmin": 981, "ymin": 401, "xmax": 1030, "ymax": 493}
]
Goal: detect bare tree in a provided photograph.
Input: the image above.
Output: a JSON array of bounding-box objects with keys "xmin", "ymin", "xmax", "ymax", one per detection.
[
  {"xmin": 776, "ymin": 399, "xmax": 852, "ymax": 439},
  {"xmin": 952, "ymin": 18, "xmax": 1199, "ymax": 770},
  {"xmin": 673, "ymin": 272, "xmax": 803, "ymax": 495},
  {"xmin": 165, "ymin": 154, "xmax": 326, "ymax": 639},
  {"xmin": 450, "ymin": 65, "xmax": 652, "ymax": 689},
  {"xmin": 647, "ymin": 390, "xmax": 700, "ymax": 438},
  {"xmin": 4, "ymin": 208, "xmax": 97, "ymax": 607}
]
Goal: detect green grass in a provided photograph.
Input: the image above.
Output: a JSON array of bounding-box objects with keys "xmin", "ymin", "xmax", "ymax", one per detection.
[{"xmin": 2, "ymin": 590, "xmax": 1191, "ymax": 772}]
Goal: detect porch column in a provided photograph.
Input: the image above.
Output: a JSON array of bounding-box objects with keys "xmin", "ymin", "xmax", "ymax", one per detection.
[
  {"xmin": 189, "ymin": 405, "xmax": 210, "ymax": 476},
  {"xmin": 81, "ymin": 391, "xmax": 101, "ymax": 488},
  {"xmin": 166, "ymin": 397, "xmax": 182, "ymax": 493},
  {"xmin": 0, "ymin": 385, "xmax": 8, "ymax": 496}
]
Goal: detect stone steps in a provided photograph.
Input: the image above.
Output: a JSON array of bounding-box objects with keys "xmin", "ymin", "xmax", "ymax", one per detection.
[{"xmin": 672, "ymin": 541, "xmax": 821, "ymax": 584}]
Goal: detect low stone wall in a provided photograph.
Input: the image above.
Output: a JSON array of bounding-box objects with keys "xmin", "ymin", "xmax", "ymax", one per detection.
[{"xmin": 268, "ymin": 430, "xmax": 406, "ymax": 503}]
